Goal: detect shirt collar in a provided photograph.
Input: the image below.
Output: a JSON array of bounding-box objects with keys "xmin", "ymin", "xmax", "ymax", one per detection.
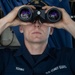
[
  {"xmin": 41, "ymin": 43, "xmax": 57, "ymax": 59},
  {"xmin": 14, "ymin": 42, "xmax": 26, "ymax": 56},
  {"xmin": 14, "ymin": 42, "xmax": 57, "ymax": 59}
]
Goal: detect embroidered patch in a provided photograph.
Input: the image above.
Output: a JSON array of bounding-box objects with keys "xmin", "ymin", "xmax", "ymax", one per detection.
[{"xmin": 45, "ymin": 65, "xmax": 67, "ymax": 74}]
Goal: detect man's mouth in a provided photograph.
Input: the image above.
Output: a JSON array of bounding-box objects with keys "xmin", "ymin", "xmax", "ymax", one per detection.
[{"xmin": 32, "ymin": 32, "xmax": 41, "ymax": 34}]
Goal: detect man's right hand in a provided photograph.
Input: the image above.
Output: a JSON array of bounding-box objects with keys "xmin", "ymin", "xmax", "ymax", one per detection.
[
  {"xmin": 0, "ymin": 5, "xmax": 36, "ymax": 35},
  {"xmin": 2, "ymin": 5, "xmax": 36, "ymax": 26},
  {"xmin": 42, "ymin": 6, "xmax": 75, "ymax": 38}
]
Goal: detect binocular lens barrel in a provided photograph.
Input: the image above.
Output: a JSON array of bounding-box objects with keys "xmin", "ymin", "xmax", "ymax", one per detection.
[
  {"xmin": 46, "ymin": 8, "xmax": 62, "ymax": 23},
  {"xmin": 18, "ymin": 7, "xmax": 33, "ymax": 22}
]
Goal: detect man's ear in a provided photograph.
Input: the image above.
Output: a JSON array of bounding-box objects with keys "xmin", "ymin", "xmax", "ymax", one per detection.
[
  {"xmin": 19, "ymin": 25, "xmax": 23, "ymax": 33},
  {"xmin": 50, "ymin": 27, "xmax": 54, "ymax": 35}
]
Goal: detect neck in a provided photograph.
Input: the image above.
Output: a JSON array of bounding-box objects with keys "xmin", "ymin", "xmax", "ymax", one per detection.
[{"xmin": 24, "ymin": 40, "xmax": 48, "ymax": 55}]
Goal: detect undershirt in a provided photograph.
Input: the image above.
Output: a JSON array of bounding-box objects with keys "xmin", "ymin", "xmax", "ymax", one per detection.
[{"xmin": 31, "ymin": 55, "xmax": 41, "ymax": 62}]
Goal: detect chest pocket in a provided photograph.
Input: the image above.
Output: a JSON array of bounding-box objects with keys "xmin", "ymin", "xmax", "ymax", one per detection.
[{"xmin": 4, "ymin": 66, "xmax": 26, "ymax": 75}]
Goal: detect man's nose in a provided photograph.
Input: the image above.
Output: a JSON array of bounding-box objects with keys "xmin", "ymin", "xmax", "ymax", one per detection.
[{"xmin": 34, "ymin": 20, "xmax": 41, "ymax": 27}]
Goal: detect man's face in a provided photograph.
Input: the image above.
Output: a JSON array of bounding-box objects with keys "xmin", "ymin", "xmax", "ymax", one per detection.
[{"xmin": 19, "ymin": 21, "xmax": 51, "ymax": 44}]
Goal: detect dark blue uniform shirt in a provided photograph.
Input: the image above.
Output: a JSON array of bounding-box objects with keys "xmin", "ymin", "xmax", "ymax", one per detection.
[{"xmin": 0, "ymin": 44, "xmax": 75, "ymax": 75}]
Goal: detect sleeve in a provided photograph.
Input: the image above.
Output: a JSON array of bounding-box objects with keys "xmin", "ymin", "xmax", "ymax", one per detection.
[
  {"xmin": 70, "ymin": 49, "xmax": 75, "ymax": 74},
  {"xmin": 0, "ymin": 50, "xmax": 4, "ymax": 75}
]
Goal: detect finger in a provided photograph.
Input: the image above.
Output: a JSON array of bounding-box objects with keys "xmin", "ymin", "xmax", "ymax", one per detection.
[
  {"xmin": 27, "ymin": 5, "xmax": 36, "ymax": 9},
  {"xmin": 45, "ymin": 6, "xmax": 58, "ymax": 13},
  {"xmin": 42, "ymin": 6, "xmax": 50, "ymax": 13},
  {"xmin": 22, "ymin": 5, "xmax": 36, "ymax": 10},
  {"xmin": 15, "ymin": 18, "xmax": 31, "ymax": 25},
  {"xmin": 42, "ymin": 6, "xmax": 50, "ymax": 9},
  {"xmin": 13, "ymin": 20, "xmax": 32, "ymax": 26},
  {"xmin": 42, "ymin": 6, "xmax": 59, "ymax": 13},
  {"xmin": 45, "ymin": 8, "xmax": 51, "ymax": 13},
  {"xmin": 43, "ymin": 23, "xmax": 55, "ymax": 27},
  {"xmin": 20, "ymin": 22, "xmax": 32, "ymax": 26},
  {"xmin": 18, "ymin": 5, "xmax": 36, "ymax": 13},
  {"xmin": 15, "ymin": 18, "xmax": 32, "ymax": 26},
  {"xmin": 52, "ymin": 22, "xmax": 64, "ymax": 29},
  {"xmin": 14, "ymin": 5, "xmax": 36, "ymax": 13},
  {"xmin": 9, "ymin": 20, "xmax": 32, "ymax": 26}
]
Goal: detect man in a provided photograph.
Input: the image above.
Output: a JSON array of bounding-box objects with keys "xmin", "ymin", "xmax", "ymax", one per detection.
[
  {"xmin": 0, "ymin": 0, "xmax": 72, "ymax": 48},
  {"xmin": 0, "ymin": 5, "xmax": 75, "ymax": 75}
]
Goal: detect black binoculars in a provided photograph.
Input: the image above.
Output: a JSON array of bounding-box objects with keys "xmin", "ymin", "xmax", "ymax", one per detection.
[{"xmin": 18, "ymin": 6, "xmax": 62, "ymax": 23}]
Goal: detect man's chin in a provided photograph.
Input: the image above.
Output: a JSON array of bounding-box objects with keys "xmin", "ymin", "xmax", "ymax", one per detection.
[{"xmin": 31, "ymin": 39, "xmax": 45, "ymax": 44}]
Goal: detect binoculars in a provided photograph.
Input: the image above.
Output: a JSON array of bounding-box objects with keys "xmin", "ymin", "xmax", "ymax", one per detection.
[{"xmin": 18, "ymin": 6, "xmax": 62, "ymax": 23}]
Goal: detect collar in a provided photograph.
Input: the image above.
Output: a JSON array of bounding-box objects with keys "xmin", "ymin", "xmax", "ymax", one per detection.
[
  {"xmin": 14, "ymin": 42, "xmax": 26, "ymax": 56},
  {"xmin": 41, "ymin": 43, "xmax": 57, "ymax": 59},
  {"xmin": 14, "ymin": 42, "xmax": 57, "ymax": 59}
]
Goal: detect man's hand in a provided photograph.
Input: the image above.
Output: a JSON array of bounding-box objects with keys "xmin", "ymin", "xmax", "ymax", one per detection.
[
  {"xmin": 42, "ymin": 6, "xmax": 75, "ymax": 38},
  {"xmin": 42, "ymin": 6, "xmax": 74, "ymax": 29},
  {"xmin": 0, "ymin": 5, "xmax": 36, "ymax": 35},
  {"xmin": 2, "ymin": 5, "xmax": 36, "ymax": 26}
]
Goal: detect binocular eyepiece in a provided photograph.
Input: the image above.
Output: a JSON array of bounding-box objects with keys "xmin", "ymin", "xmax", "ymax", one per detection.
[{"xmin": 18, "ymin": 6, "xmax": 62, "ymax": 23}]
